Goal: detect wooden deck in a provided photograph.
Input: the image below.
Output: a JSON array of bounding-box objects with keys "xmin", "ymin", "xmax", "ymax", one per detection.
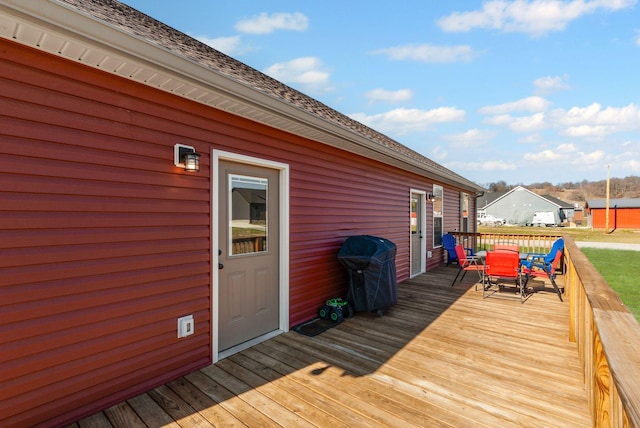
[{"xmin": 70, "ymin": 266, "xmax": 592, "ymax": 427}]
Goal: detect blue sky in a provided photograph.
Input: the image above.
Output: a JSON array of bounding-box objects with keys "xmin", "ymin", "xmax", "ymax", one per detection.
[{"xmin": 124, "ymin": 0, "xmax": 640, "ymax": 186}]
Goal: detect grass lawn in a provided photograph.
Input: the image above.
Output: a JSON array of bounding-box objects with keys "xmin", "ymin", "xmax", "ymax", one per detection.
[{"xmin": 579, "ymin": 248, "xmax": 640, "ymax": 324}]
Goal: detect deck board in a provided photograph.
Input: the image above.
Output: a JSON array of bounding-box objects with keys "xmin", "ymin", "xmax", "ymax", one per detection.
[{"xmin": 69, "ymin": 266, "xmax": 592, "ymax": 427}]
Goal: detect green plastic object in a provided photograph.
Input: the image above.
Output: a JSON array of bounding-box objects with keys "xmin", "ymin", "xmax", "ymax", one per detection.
[
  {"xmin": 326, "ymin": 298, "xmax": 349, "ymax": 308},
  {"xmin": 318, "ymin": 298, "xmax": 354, "ymax": 322}
]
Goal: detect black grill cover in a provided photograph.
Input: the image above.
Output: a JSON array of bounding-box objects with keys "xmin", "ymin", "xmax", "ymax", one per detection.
[{"xmin": 337, "ymin": 235, "xmax": 398, "ymax": 313}]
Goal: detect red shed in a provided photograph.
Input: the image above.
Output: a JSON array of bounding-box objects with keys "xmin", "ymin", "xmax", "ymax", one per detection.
[
  {"xmin": 0, "ymin": 1, "xmax": 484, "ymax": 426},
  {"xmin": 585, "ymin": 198, "xmax": 640, "ymax": 229}
]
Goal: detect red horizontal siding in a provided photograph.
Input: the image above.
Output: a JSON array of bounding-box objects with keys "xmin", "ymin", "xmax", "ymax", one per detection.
[
  {"xmin": 590, "ymin": 208, "xmax": 640, "ymax": 228},
  {"xmin": 1, "ymin": 40, "xmax": 213, "ymax": 427},
  {"xmin": 0, "ymin": 225, "xmax": 210, "ymax": 249},
  {"xmin": 1, "ymin": 38, "xmax": 474, "ymax": 426}
]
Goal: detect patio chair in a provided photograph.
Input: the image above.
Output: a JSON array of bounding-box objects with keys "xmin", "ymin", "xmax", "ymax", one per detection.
[
  {"xmin": 442, "ymin": 233, "xmax": 473, "ymax": 265},
  {"xmin": 483, "ymin": 249, "xmax": 527, "ymax": 303},
  {"xmin": 451, "ymin": 245, "xmax": 483, "ymax": 288},
  {"xmin": 520, "ymin": 238, "xmax": 564, "ymax": 301}
]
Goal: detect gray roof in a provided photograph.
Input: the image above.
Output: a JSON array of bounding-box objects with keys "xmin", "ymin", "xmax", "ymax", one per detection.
[
  {"xmin": 540, "ymin": 194, "xmax": 574, "ymax": 208},
  {"xmin": 586, "ymin": 199, "xmax": 640, "ymax": 209},
  {"xmin": 477, "ymin": 186, "xmax": 573, "ymax": 209},
  {"xmin": 42, "ymin": 0, "xmax": 482, "ymax": 192},
  {"xmin": 476, "ymin": 190, "xmax": 509, "ymax": 209}
]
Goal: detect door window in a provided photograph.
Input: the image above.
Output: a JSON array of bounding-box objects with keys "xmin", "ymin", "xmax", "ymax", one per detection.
[
  {"xmin": 461, "ymin": 192, "xmax": 469, "ymax": 232},
  {"xmin": 433, "ymin": 185, "xmax": 443, "ymax": 247},
  {"xmin": 411, "ymin": 197, "xmax": 419, "ymax": 234},
  {"xmin": 229, "ymin": 174, "xmax": 268, "ymax": 255}
]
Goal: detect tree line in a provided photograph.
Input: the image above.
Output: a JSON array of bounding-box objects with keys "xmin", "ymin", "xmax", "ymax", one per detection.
[{"xmin": 482, "ymin": 175, "xmax": 640, "ymax": 204}]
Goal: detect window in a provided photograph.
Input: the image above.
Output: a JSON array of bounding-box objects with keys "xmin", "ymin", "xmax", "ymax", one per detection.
[
  {"xmin": 461, "ymin": 193, "xmax": 469, "ymax": 232},
  {"xmin": 411, "ymin": 196, "xmax": 419, "ymax": 234},
  {"xmin": 229, "ymin": 174, "xmax": 268, "ymax": 255},
  {"xmin": 433, "ymin": 185, "xmax": 443, "ymax": 247}
]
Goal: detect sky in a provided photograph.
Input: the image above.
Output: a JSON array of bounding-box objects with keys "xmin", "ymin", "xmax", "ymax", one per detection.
[{"xmin": 123, "ymin": 0, "xmax": 640, "ymax": 187}]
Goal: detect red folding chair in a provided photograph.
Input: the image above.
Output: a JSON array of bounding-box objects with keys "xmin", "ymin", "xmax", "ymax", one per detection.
[
  {"xmin": 451, "ymin": 244, "xmax": 483, "ymax": 288},
  {"xmin": 483, "ymin": 249, "xmax": 527, "ymax": 303}
]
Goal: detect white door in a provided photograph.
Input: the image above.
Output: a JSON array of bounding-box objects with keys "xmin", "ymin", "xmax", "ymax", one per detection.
[
  {"xmin": 410, "ymin": 191, "xmax": 426, "ymax": 276},
  {"xmin": 218, "ymin": 160, "xmax": 280, "ymax": 351}
]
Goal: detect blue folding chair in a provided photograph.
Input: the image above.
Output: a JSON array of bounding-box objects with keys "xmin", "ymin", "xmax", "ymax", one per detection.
[
  {"xmin": 442, "ymin": 233, "xmax": 474, "ymax": 265},
  {"xmin": 520, "ymin": 238, "xmax": 564, "ymax": 301}
]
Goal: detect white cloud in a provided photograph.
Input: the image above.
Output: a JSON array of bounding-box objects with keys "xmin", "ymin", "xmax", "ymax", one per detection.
[
  {"xmin": 552, "ymin": 102, "xmax": 640, "ymax": 136},
  {"xmin": 372, "ymin": 44, "xmax": 478, "ymax": 63},
  {"xmin": 553, "ymin": 103, "xmax": 603, "ymax": 126},
  {"xmin": 562, "ymin": 125, "xmax": 612, "ymax": 137},
  {"xmin": 622, "ymin": 158, "xmax": 640, "ymax": 172},
  {"xmin": 443, "ymin": 128, "xmax": 497, "ymax": 148},
  {"xmin": 365, "ymin": 88, "xmax": 413, "ymax": 104},
  {"xmin": 479, "ymin": 96, "xmax": 550, "ymax": 114},
  {"xmin": 599, "ymin": 148, "xmax": 640, "ymax": 173},
  {"xmin": 263, "ymin": 57, "xmax": 333, "ymax": 93},
  {"xmin": 437, "ymin": 0, "xmax": 636, "ymax": 37},
  {"xmin": 573, "ymin": 150, "xmax": 606, "ymax": 165},
  {"xmin": 525, "ymin": 148, "xmax": 562, "ymax": 161},
  {"xmin": 483, "ymin": 114, "xmax": 513, "ymax": 126},
  {"xmin": 524, "ymin": 143, "xmax": 605, "ymax": 166},
  {"xmin": 510, "ymin": 112, "xmax": 547, "ymax": 132},
  {"xmin": 517, "ymin": 134, "xmax": 543, "ymax": 144},
  {"xmin": 350, "ymin": 107, "xmax": 466, "ymax": 135},
  {"xmin": 482, "ymin": 101, "xmax": 640, "ymax": 137},
  {"xmin": 235, "ymin": 12, "xmax": 308, "ymax": 34},
  {"xmin": 556, "ymin": 143, "xmax": 579, "ymax": 153},
  {"xmin": 480, "ymin": 160, "xmax": 518, "ymax": 171},
  {"xmin": 483, "ymin": 112, "xmax": 548, "ymax": 133},
  {"xmin": 447, "ymin": 160, "xmax": 518, "ymax": 172},
  {"xmin": 534, "ymin": 75, "xmax": 570, "ymax": 94},
  {"xmin": 524, "ymin": 144, "xmax": 577, "ymax": 162},
  {"xmin": 196, "ymin": 35, "xmax": 248, "ymax": 56}
]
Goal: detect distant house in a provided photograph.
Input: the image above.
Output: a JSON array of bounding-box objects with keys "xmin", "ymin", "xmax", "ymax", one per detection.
[
  {"xmin": 477, "ymin": 186, "xmax": 574, "ymax": 226},
  {"xmin": 585, "ymin": 199, "xmax": 640, "ymax": 229},
  {"xmin": 0, "ymin": 1, "xmax": 484, "ymax": 426},
  {"xmin": 573, "ymin": 208, "xmax": 585, "ymax": 226}
]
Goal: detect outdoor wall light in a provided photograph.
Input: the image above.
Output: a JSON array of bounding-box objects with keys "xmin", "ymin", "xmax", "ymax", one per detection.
[
  {"xmin": 174, "ymin": 143, "xmax": 201, "ymax": 172},
  {"xmin": 427, "ymin": 193, "xmax": 435, "ymax": 202}
]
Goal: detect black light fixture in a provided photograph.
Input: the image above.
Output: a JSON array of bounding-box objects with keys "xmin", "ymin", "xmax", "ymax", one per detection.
[
  {"xmin": 427, "ymin": 193, "xmax": 435, "ymax": 202},
  {"xmin": 174, "ymin": 143, "xmax": 201, "ymax": 172}
]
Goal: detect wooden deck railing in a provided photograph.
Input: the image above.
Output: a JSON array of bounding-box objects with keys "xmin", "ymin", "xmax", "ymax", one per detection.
[
  {"xmin": 564, "ymin": 238, "xmax": 640, "ymax": 428},
  {"xmin": 450, "ymin": 231, "xmax": 640, "ymax": 427},
  {"xmin": 450, "ymin": 231, "xmax": 561, "ymax": 254}
]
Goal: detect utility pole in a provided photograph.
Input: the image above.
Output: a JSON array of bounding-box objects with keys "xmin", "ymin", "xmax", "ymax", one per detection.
[{"xmin": 605, "ymin": 165, "xmax": 610, "ymax": 234}]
